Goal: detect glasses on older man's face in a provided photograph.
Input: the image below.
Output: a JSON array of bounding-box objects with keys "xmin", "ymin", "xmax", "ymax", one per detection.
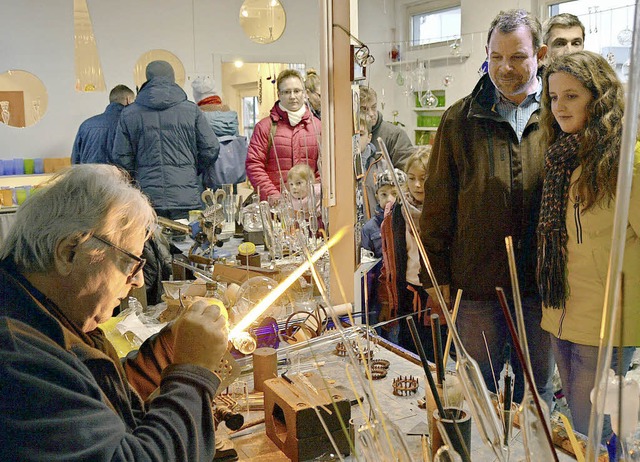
[{"xmin": 92, "ymin": 235, "xmax": 146, "ymax": 283}]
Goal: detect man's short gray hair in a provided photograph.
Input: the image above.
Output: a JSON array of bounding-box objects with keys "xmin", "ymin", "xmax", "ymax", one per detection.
[
  {"xmin": 542, "ymin": 13, "xmax": 585, "ymax": 45},
  {"xmin": 487, "ymin": 9, "xmax": 543, "ymax": 51},
  {"xmin": 0, "ymin": 164, "xmax": 156, "ymax": 272}
]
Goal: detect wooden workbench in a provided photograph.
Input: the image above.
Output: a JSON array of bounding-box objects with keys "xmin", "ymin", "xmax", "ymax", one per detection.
[{"xmin": 217, "ymin": 331, "xmax": 581, "ymax": 461}]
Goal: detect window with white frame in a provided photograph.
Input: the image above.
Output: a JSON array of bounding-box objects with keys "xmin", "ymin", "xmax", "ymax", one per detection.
[{"xmin": 408, "ymin": 1, "xmax": 461, "ymax": 48}]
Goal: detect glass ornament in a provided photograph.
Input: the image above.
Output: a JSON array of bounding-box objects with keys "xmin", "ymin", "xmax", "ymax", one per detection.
[
  {"xmin": 241, "ymin": 195, "xmax": 263, "ymax": 232},
  {"xmin": 231, "ymin": 275, "xmax": 293, "ymax": 325},
  {"xmin": 618, "ymin": 28, "xmax": 633, "ymax": 47},
  {"xmin": 419, "ymin": 91, "xmax": 438, "ymax": 108}
]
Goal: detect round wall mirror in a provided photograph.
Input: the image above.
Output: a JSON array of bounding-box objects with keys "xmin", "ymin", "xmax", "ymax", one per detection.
[
  {"xmin": 0, "ymin": 70, "xmax": 48, "ymax": 128},
  {"xmin": 239, "ymin": 0, "xmax": 286, "ymax": 45},
  {"xmin": 133, "ymin": 50, "xmax": 186, "ymax": 90}
]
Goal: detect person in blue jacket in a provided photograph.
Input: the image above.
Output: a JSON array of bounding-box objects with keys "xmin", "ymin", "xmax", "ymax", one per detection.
[
  {"xmin": 111, "ymin": 61, "xmax": 219, "ymax": 220},
  {"xmin": 71, "ymin": 84, "xmax": 135, "ymax": 164},
  {"xmin": 191, "ymin": 76, "xmax": 248, "ymax": 191}
]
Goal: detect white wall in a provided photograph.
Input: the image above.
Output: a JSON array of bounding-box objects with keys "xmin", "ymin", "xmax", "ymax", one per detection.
[
  {"xmin": 358, "ymin": 0, "xmax": 536, "ymax": 133},
  {"xmin": 1, "ymin": 0, "xmax": 541, "ymax": 160},
  {"xmin": 0, "ymin": 0, "xmax": 320, "ymax": 160}
]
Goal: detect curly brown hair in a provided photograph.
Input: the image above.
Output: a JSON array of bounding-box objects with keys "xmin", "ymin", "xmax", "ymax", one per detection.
[{"xmin": 539, "ymin": 50, "xmax": 624, "ymax": 210}]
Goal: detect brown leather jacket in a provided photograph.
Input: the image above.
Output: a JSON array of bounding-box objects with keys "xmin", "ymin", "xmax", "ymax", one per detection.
[{"xmin": 419, "ymin": 72, "xmax": 544, "ymax": 300}]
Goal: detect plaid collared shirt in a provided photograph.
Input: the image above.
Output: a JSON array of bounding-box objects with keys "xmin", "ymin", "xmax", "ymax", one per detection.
[{"xmin": 493, "ymin": 76, "xmax": 542, "ymax": 142}]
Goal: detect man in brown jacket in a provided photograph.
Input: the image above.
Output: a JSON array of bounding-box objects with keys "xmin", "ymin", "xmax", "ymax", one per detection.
[{"xmin": 419, "ymin": 9, "xmax": 554, "ymax": 408}]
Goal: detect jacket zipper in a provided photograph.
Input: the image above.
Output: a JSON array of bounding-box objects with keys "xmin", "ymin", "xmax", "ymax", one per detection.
[
  {"xmin": 557, "ymin": 195, "xmax": 581, "ymax": 338},
  {"xmin": 573, "ymin": 194, "xmax": 583, "ymax": 244},
  {"xmin": 557, "ymin": 306, "xmax": 566, "ymax": 338}
]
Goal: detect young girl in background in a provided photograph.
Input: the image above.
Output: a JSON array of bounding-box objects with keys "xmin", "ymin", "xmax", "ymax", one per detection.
[
  {"xmin": 286, "ymin": 163, "xmax": 322, "ymax": 226},
  {"xmin": 538, "ymin": 50, "xmax": 640, "ymax": 439},
  {"xmin": 379, "ymin": 146, "xmax": 446, "ymax": 356}
]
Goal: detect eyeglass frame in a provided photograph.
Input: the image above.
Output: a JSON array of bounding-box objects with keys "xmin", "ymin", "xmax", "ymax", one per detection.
[
  {"xmin": 279, "ymin": 88, "xmax": 305, "ymax": 97},
  {"xmin": 92, "ymin": 234, "xmax": 146, "ymax": 283}
]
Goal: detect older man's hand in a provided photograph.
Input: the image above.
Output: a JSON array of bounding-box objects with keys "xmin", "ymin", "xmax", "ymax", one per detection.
[{"xmin": 172, "ymin": 299, "xmax": 229, "ymax": 372}]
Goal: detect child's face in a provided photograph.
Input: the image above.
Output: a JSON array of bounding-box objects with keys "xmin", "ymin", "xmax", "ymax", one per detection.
[
  {"xmin": 358, "ymin": 128, "xmax": 372, "ymax": 154},
  {"xmin": 407, "ymin": 163, "xmax": 427, "ymax": 204},
  {"xmin": 376, "ymin": 185, "xmax": 396, "ymax": 209},
  {"xmin": 288, "ymin": 175, "xmax": 309, "ymax": 200}
]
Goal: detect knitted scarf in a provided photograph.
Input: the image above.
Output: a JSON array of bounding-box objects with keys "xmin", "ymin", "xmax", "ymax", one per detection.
[
  {"xmin": 197, "ymin": 95, "xmax": 222, "ymax": 106},
  {"xmin": 278, "ymin": 102, "xmax": 306, "ymax": 126},
  {"xmin": 536, "ymin": 132, "xmax": 581, "ymax": 309}
]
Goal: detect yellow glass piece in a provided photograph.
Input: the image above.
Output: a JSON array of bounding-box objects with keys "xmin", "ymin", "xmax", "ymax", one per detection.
[{"xmin": 238, "ymin": 241, "xmax": 256, "ymax": 256}]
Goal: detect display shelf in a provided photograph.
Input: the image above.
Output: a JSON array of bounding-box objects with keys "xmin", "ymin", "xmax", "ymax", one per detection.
[
  {"xmin": 385, "ymin": 53, "xmax": 470, "ymax": 68},
  {"xmin": 413, "ymin": 107, "xmax": 445, "ymax": 112},
  {"xmin": 414, "ymin": 127, "xmax": 438, "ymax": 131},
  {"xmin": 0, "ymin": 173, "xmax": 53, "ymax": 188}
]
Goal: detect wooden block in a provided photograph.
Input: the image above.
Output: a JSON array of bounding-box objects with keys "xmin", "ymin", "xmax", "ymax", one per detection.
[{"xmin": 263, "ymin": 375, "xmax": 351, "ymax": 461}]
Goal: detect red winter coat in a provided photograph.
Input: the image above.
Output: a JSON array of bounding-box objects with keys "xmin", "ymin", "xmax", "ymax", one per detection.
[{"xmin": 246, "ymin": 103, "xmax": 321, "ymax": 201}]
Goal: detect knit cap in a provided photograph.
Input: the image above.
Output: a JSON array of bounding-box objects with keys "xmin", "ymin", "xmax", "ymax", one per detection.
[
  {"xmin": 145, "ymin": 60, "xmax": 175, "ymax": 82},
  {"xmin": 376, "ymin": 168, "xmax": 406, "ymax": 191},
  {"xmin": 192, "ymin": 76, "xmax": 221, "ymax": 103}
]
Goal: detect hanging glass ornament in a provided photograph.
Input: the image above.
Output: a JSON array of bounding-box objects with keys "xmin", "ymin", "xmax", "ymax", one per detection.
[
  {"xmin": 387, "ymin": 67, "xmax": 394, "ymax": 80},
  {"xmin": 415, "ymin": 60, "xmax": 427, "ymax": 88},
  {"xmin": 396, "ymin": 71, "xmax": 405, "ymax": 86},
  {"xmin": 618, "ymin": 28, "xmax": 633, "ymax": 47},
  {"xmin": 419, "ymin": 90, "xmax": 438, "ymax": 108},
  {"xmin": 443, "ymin": 74, "xmax": 454, "ymax": 87},
  {"xmin": 622, "ymin": 59, "xmax": 631, "ymax": 80},
  {"xmin": 450, "ymin": 39, "xmax": 461, "ymax": 56}
]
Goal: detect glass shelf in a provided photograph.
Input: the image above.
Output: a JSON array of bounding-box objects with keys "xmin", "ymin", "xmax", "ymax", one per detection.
[{"xmin": 385, "ymin": 53, "xmax": 470, "ymax": 68}]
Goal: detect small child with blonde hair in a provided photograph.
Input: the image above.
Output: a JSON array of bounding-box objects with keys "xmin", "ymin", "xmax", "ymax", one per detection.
[{"xmin": 286, "ymin": 163, "xmax": 321, "ymax": 218}]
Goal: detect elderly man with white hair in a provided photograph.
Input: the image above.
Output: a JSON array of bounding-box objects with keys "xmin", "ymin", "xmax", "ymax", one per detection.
[{"xmin": 0, "ymin": 164, "xmax": 229, "ymax": 461}]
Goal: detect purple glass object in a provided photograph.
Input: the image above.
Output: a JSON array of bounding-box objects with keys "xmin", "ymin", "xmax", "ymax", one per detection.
[
  {"xmin": 13, "ymin": 158, "xmax": 24, "ymax": 175},
  {"xmin": 34, "ymin": 158, "xmax": 44, "ymax": 174},
  {"xmin": 229, "ymin": 317, "xmax": 280, "ymax": 358},
  {"xmin": 3, "ymin": 160, "xmax": 15, "ymax": 176}
]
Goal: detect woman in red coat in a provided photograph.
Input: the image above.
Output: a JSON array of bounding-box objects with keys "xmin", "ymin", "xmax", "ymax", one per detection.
[{"xmin": 246, "ymin": 69, "xmax": 321, "ymax": 201}]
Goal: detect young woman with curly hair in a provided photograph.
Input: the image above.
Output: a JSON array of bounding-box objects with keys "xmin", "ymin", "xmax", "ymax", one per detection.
[{"xmin": 537, "ymin": 50, "xmax": 640, "ymax": 439}]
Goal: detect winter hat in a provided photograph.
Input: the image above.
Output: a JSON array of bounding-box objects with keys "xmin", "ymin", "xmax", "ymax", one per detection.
[
  {"xmin": 192, "ymin": 76, "xmax": 221, "ymax": 104},
  {"xmin": 376, "ymin": 168, "xmax": 406, "ymax": 191},
  {"xmin": 145, "ymin": 60, "xmax": 175, "ymax": 82}
]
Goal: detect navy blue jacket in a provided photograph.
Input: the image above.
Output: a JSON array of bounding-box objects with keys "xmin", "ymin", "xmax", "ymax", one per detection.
[
  {"xmin": 361, "ymin": 206, "xmax": 385, "ymax": 258},
  {"xmin": 72, "ymin": 102, "xmax": 125, "ymax": 164},
  {"xmin": 111, "ymin": 78, "xmax": 219, "ymax": 212}
]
